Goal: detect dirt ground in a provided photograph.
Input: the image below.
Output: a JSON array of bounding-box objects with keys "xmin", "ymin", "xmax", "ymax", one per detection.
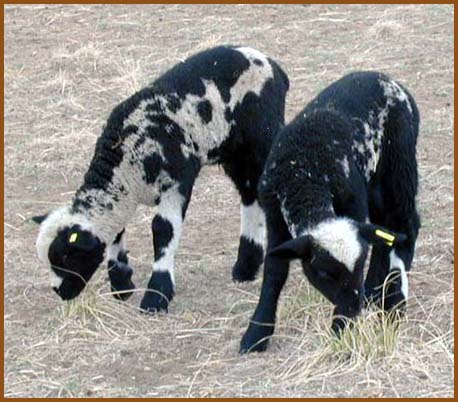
[{"xmin": 4, "ymin": 4, "xmax": 454, "ymax": 398}]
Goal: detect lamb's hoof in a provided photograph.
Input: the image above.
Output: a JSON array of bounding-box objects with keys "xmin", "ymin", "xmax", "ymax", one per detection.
[
  {"xmin": 364, "ymin": 277, "xmax": 406, "ymax": 314},
  {"xmin": 108, "ymin": 261, "xmax": 135, "ymax": 301},
  {"xmin": 232, "ymin": 238, "xmax": 263, "ymax": 283},
  {"xmin": 331, "ymin": 316, "xmax": 354, "ymax": 336},
  {"xmin": 232, "ymin": 260, "xmax": 259, "ymax": 282},
  {"xmin": 140, "ymin": 272, "xmax": 175, "ymax": 314},
  {"xmin": 363, "ymin": 284, "xmax": 382, "ymax": 308},
  {"xmin": 382, "ymin": 272, "xmax": 407, "ymax": 313},
  {"xmin": 239, "ymin": 324, "xmax": 272, "ymax": 354},
  {"xmin": 382, "ymin": 294, "xmax": 407, "ymax": 318},
  {"xmin": 140, "ymin": 292, "xmax": 171, "ymax": 314}
]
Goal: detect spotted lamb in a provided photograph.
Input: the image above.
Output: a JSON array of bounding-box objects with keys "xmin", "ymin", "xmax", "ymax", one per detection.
[
  {"xmin": 240, "ymin": 71, "xmax": 420, "ymax": 353},
  {"xmin": 34, "ymin": 46, "xmax": 289, "ymax": 313}
]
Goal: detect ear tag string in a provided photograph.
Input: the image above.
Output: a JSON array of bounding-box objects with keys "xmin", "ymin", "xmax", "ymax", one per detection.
[{"xmin": 374, "ymin": 229, "xmax": 395, "ymax": 247}]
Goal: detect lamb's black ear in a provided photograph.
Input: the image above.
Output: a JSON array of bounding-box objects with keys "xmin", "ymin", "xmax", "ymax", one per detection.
[
  {"xmin": 268, "ymin": 235, "xmax": 313, "ymax": 261},
  {"xmin": 358, "ymin": 223, "xmax": 408, "ymax": 247},
  {"xmin": 31, "ymin": 214, "xmax": 49, "ymax": 224},
  {"xmin": 66, "ymin": 227, "xmax": 101, "ymax": 252}
]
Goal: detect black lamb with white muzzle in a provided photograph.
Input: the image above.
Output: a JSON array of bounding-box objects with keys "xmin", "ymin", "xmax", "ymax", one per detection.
[
  {"xmin": 240, "ymin": 71, "xmax": 420, "ymax": 353},
  {"xmin": 34, "ymin": 46, "xmax": 289, "ymax": 310}
]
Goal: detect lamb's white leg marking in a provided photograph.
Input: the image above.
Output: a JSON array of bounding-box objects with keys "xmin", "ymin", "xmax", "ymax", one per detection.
[
  {"xmin": 389, "ymin": 249, "xmax": 408, "ymax": 299},
  {"xmin": 50, "ymin": 271, "xmax": 63, "ymax": 288},
  {"xmin": 152, "ymin": 187, "xmax": 185, "ymax": 286},
  {"xmin": 240, "ymin": 200, "xmax": 266, "ymax": 248},
  {"xmin": 107, "ymin": 231, "xmax": 126, "ymax": 262},
  {"xmin": 232, "ymin": 199, "xmax": 266, "ymax": 282}
]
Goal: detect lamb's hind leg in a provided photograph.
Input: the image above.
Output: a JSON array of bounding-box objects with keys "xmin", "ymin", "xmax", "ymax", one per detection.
[
  {"xmin": 223, "ymin": 159, "xmax": 266, "ymax": 282},
  {"xmin": 365, "ymin": 210, "xmax": 420, "ymax": 313},
  {"xmin": 107, "ymin": 229, "xmax": 135, "ymax": 301},
  {"xmin": 140, "ymin": 185, "xmax": 190, "ymax": 313},
  {"xmin": 365, "ymin": 98, "xmax": 420, "ymax": 313},
  {"xmin": 233, "ymin": 199, "xmax": 266, "ymax": 282}
]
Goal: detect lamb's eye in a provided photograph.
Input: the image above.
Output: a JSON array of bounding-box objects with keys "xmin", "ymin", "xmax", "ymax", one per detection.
[
  {"xmin": 317, "ymin": 269, "xmax": 339, "ymax": 281},
  {"xmin": 317, "ymin": 270, "xmax": 331, "ymax": 280}
]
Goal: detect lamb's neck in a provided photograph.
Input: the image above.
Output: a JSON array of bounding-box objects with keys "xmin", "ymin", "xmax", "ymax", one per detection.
[
  {"xmin": 279, "ymin": 188, "xmax": 335, "ymax": 238},
  {"xmin": 72, "ymin": 183, "xmax": 138, "ymax": 245},
  {"xmin": 294, "ymin": 209, "xmax": 336, "ymax": 239}
]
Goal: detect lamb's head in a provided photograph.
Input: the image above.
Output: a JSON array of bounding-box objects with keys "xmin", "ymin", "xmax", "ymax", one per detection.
[
  {"xmin": 34, "ymin": 207, "xmax": 106, "ymax": 300},
  {"xmin": 269, "ymin": 218, "xmax": 407, "ymax": 332}
]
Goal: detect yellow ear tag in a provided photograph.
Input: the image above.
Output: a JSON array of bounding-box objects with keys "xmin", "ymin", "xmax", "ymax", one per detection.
[
  {"xmin": 375, "ymin": 229, "xmax": 395, "ymax": 246},
  {"xmin": 69, "ymin": 233, "xmax": 78, "ymax": 243}
]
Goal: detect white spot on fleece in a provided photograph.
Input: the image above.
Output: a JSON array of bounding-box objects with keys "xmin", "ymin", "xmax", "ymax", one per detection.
[
  {"xmin": 73, "ymin": 129, "xmax": 167, "ymax": 244},
  {"xmin": 340, "ymin": 155, "xmax": 350, "ymax": 177},
  {"xmin": 162, "ymin": 50, "xmax": 273, "ymax": 163},
  {"xmin": 229, "ymin": 47, "xmax": 273, "ymax": 111},
  {"xmin": 353, "ymin": 105, "xmax": 389, "ymax": 180},
  {"xmin": 353, "ymin": 78, "xmax": 412, "ymax": 180},
  {"xmin": 163, "ymin": 80, "xmax": 231, "ymax": 161},
  {"xmin": 279, "ymin": 199, "xmax": 298, "ymax": 238},
  {"xmin": 123, "ymin": 101, "xmax": 159, "ymax": 131},
  {"xmin": 301, "ymin": 218, "xmax": 361, "ymax": 272},
  {"xmin": 235, "ymin": 47, "xmax": 268, "ymax": 63},
  {"xmin": 389, "ymin": 250, "xmax": 408, "ymax": 299},
  {"xmin": 240, "ymin": 200, "xmax": 266, "ymax": 247},
  {"xmin": 380, "ymin": 79, "xmax": 413, "ymax": 113}
]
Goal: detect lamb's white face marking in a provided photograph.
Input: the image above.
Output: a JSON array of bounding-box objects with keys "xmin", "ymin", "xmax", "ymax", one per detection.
[
  {"xmin": 301, "ymin": 218, "xmax": 362, "ymax": 272},
  {"xmin": 389, "ymin": 250, "xmax": 408, "ymax": 299},
  {"xmin": 35, "ymin": 206, "xmax": 106, "ymax": 287},
  {"xmin": 240, "ymin": 200, "xmax": 266, "ymax": 247}
]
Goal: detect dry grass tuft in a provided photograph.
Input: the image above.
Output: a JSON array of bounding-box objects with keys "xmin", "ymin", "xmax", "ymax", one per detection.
[{"xmin": 368, "ymin": 19, "xmax": 406, "ymax": 39}]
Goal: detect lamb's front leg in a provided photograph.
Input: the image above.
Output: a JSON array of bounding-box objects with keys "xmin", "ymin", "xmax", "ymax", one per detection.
[
  {"xmin": 240, "ymin": 207, "xmax": 290, "ymax": 353},
  {"xmin": 107, "ymin": 229, "xmax": 135, "ymax": 301},
  {"xmin": 140, "ymin": 187, "xmax": 186, "ymax": 313},
  {"xmin": 232, "ymin": 199, "xmax": 266, "ymax": 282}
]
